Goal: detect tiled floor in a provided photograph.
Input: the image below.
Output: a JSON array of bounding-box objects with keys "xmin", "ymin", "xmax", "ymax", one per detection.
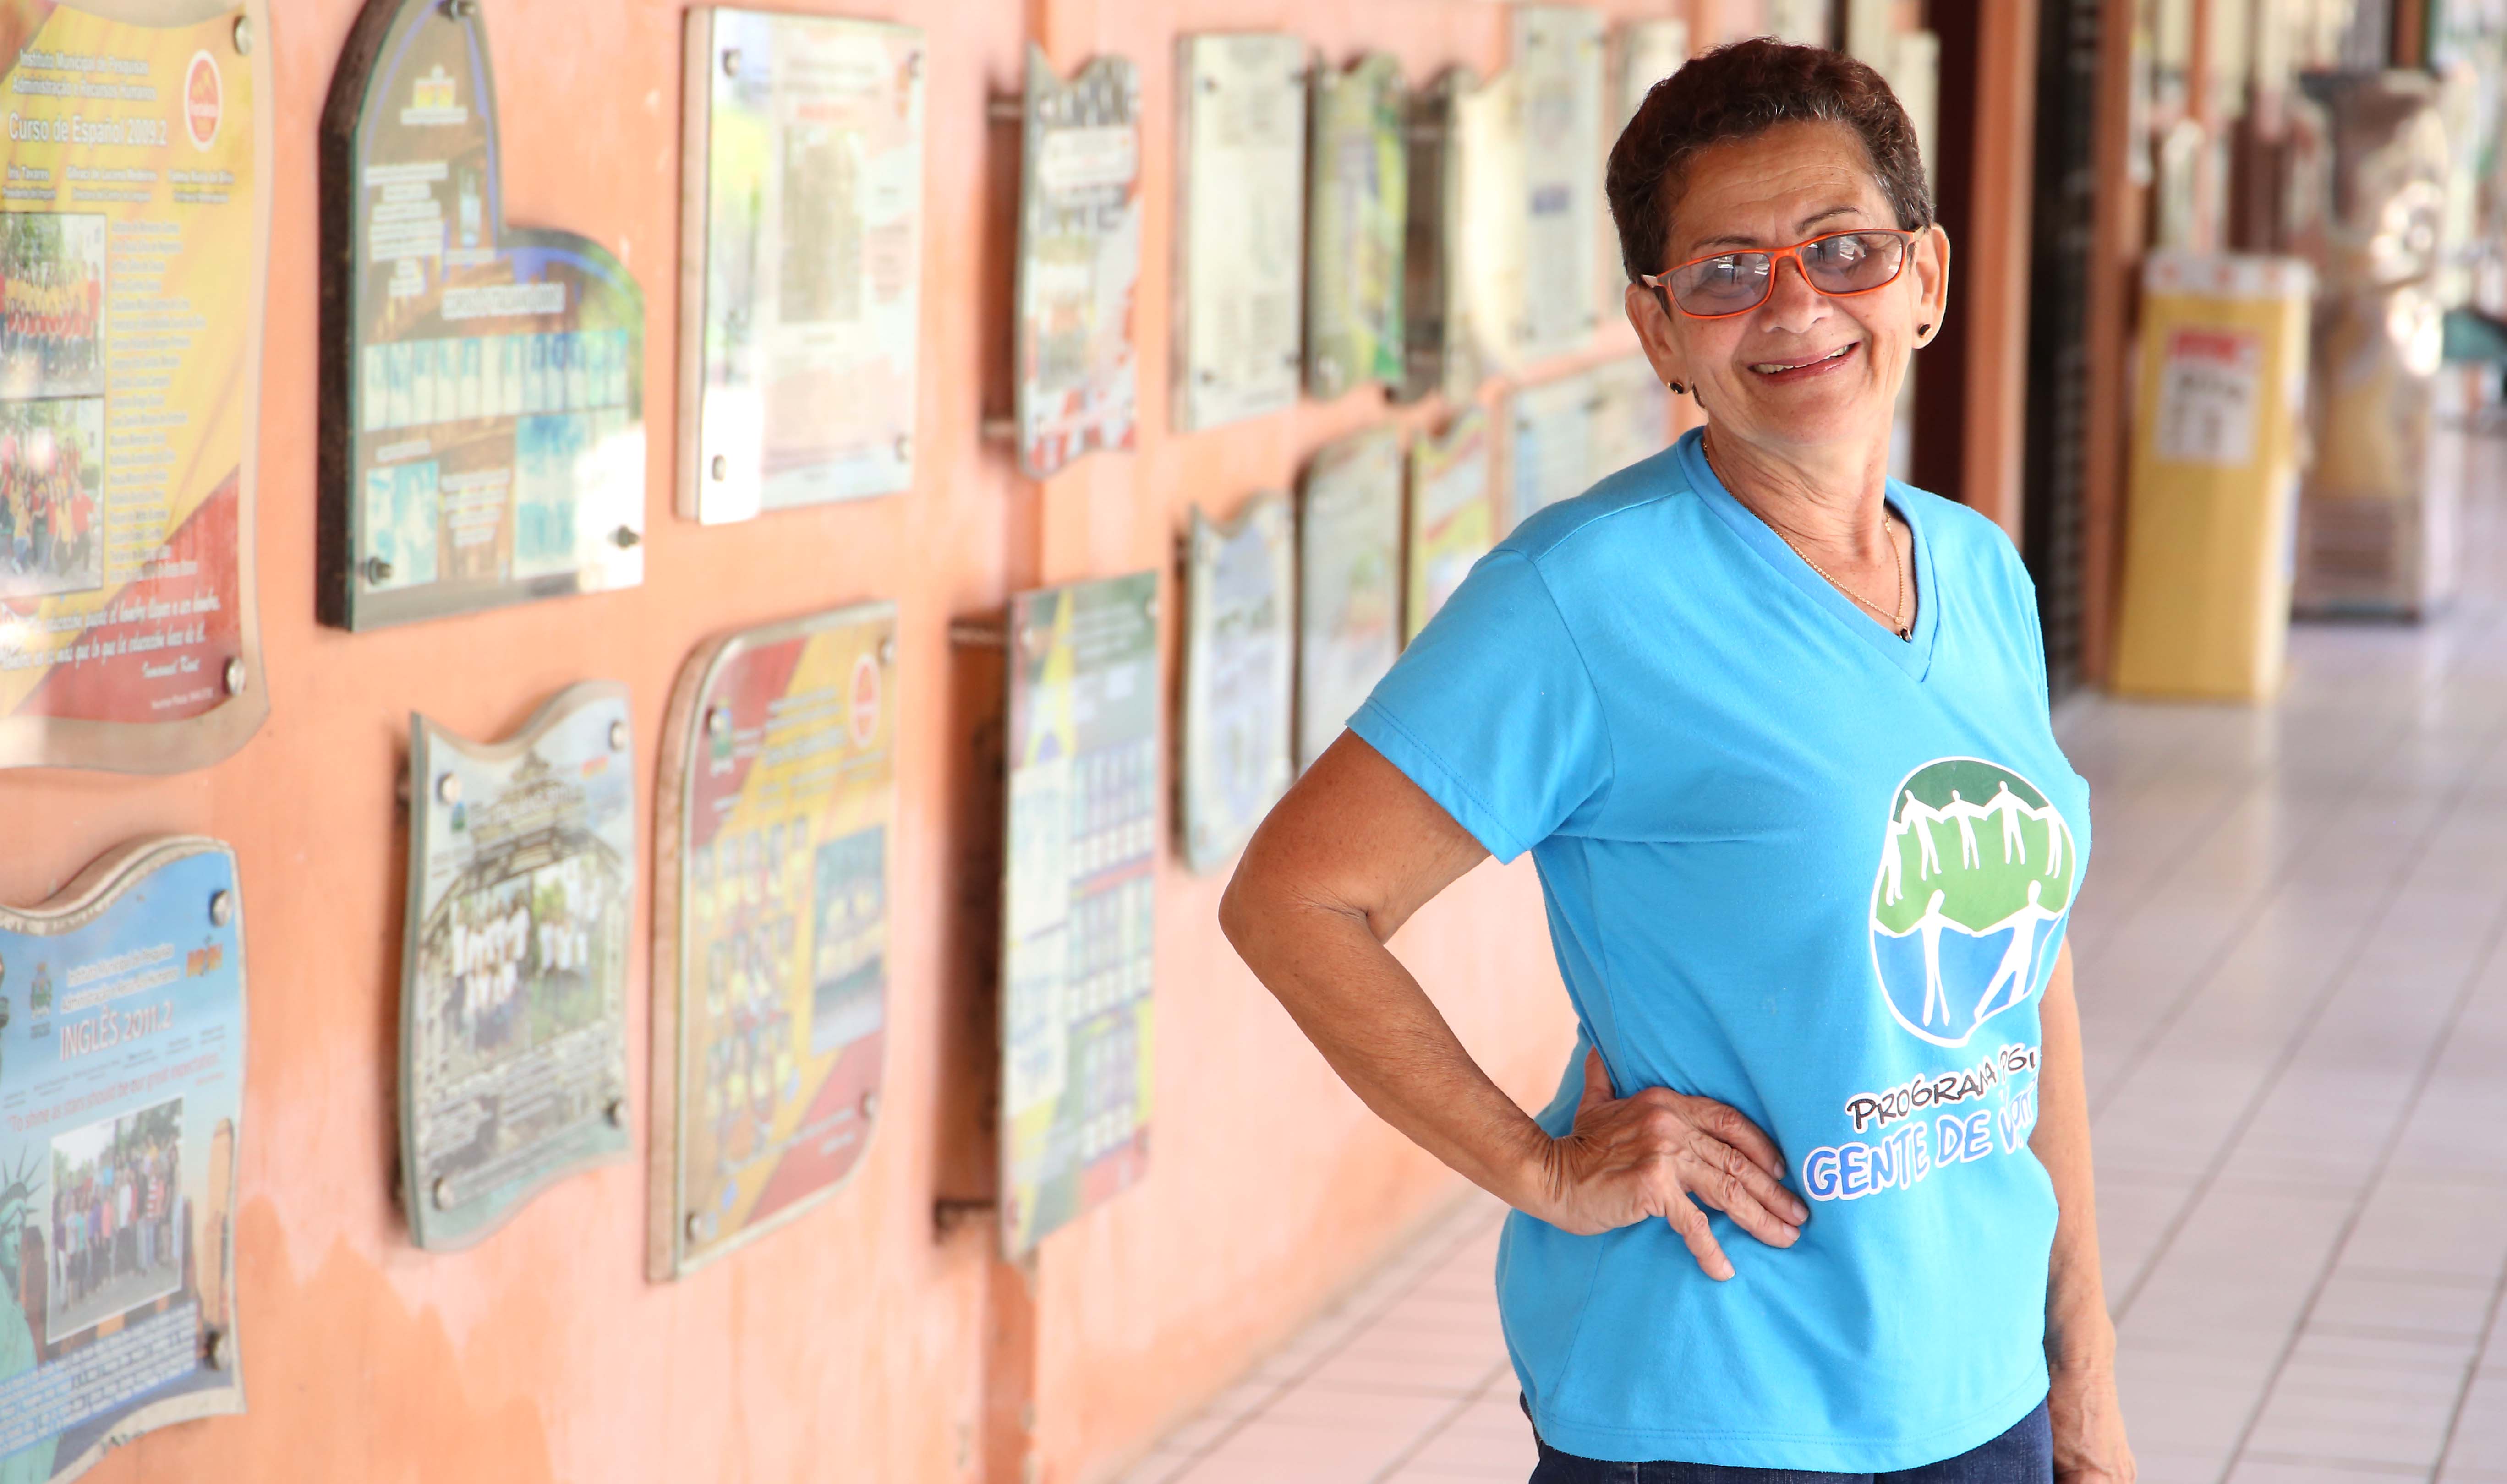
[{"xmin": 1121, "ymin": 455, "xmax": 2507, "ymax": 1484}]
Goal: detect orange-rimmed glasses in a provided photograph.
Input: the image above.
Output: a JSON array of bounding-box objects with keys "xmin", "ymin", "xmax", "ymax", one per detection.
[{"xmin": 1639, "ymin": 229, "xmax": 1915, "ymax": 318}]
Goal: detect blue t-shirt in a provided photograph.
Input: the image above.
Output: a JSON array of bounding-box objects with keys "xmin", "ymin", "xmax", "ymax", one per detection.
[{"xmin": 1349, "ymin": 428, "xmax": 2091, "ymax": 1469}]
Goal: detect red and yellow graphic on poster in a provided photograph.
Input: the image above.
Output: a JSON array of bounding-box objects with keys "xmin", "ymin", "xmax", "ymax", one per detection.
[
  {"xmin": 0, "ymin": 2, "xmax": 264, "ymax": 772},
  {"xmin": 653, "ymin": 602, "xmax": 895, "ymax": 1278}
]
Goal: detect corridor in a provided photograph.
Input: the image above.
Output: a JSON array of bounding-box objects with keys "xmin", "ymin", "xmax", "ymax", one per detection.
[{"xmin": 1117, "ymin": 467, "xmax": 2507, "ymax": 1484}]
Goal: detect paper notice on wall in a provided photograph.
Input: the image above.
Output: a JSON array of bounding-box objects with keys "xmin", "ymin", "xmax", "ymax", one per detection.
[{"xmin": 2154, "ymin": 327, "xmax": 2262, "ymax": 465}]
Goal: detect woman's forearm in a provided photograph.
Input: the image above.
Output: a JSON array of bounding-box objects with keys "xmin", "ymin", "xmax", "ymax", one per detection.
[{"xmin": 2030, "ymin": 944, "xmax": 2115, "ymax": 1369}]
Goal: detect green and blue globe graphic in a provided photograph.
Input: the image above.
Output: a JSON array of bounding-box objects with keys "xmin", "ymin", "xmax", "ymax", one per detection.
[{"xmin": 1868, "ymin": 757, "xmax": 2076, "ymax": 1048}]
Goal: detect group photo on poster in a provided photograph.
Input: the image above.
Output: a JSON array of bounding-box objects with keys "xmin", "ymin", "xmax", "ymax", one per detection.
[
  {"xmin": 0, "ymin": 397, "xmax": 103, "ymax": 602},
  {"xmin": 0, "ymin": 838, "xmax": 247, "ymax": 1479}
]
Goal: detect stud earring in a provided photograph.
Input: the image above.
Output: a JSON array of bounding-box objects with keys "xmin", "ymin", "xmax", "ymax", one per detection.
[
  {"xmin": 1666, "ymin": 380, "xmax": 1685, "ymax": 394},
  {"xmin": 1916, "ymin": 323, "xmax": 1932, "ymax": 339}
]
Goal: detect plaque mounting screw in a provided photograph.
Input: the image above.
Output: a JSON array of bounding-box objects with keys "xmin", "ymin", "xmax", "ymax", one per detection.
[
  {"xmin": 1140, "ymin": 595, "xmax": 1158, "ymax": 622},
  {"xmin": 208, "ymin": 890, "xmax": 233, "ymax": 928},
  {"xmin": 439, "ymin": 0, "xmax": 476, "ymax": 19},
  {"xmin": 608, "ymin": 719, "xmax": 628, "ymax": 753},
  {"xmin": 432, "ymin": 1177, "xmax": 454, "ymax": 1210},
  {"xmin": 859, "ymin": 1090, "xmax": 880, "ymax": 1120},
  {"xmin": 436, "ymin": 772, "xmax": 462, "ymax": 806},
  {"xmin": 685, "ymin": 1212, "xmax": 704, "ymax": 1242},
  {"xmin": 605, "ymin": 1097, "xmax": 628, "ymax": 1128},
  {"xmin": 222, "ymin": 657, "xmax": 247, "ymax": 696},
  {"xmin": 204, "ymin": 1326, "xmax": 232, "ymax": 1371},
  {"xmin": 610, "ymin": 525, "xmax": 640, "ymax": 549},
  {"xmin": 231, "ymin": 16, "xmax": 251, "ymax": 54},
  {"xmin": 705, "ymin": 706, "xmax": 730, "ymax": 738},
  {"xmin": 364, "ymin": 555, "xmax": 395, "ymax": 585},
  {"xmin": 721, "ymin": 48, "xmax": 741, "ymax": 78},
  {"xmin": 709, "ymin": 454, "xmax": 728, "ymax": 480},
  {"xmin": 878, "ymin": 636, "xmax": 897, "ymax": 667},
  {"xmin": 893, "ymin": 433, "xmax": 911, "ymax": 462}
]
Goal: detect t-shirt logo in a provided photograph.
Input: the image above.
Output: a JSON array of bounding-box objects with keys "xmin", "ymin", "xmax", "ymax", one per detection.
[{"xmin": 1869, "ymin": 757, "xmax": 2076, "ymax": 1048}]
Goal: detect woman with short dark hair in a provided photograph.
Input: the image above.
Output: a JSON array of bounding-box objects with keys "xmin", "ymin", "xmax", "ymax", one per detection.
[{"xmin": 1221, "ymin": 38, "xmax": 2133, "ymax": 1484}]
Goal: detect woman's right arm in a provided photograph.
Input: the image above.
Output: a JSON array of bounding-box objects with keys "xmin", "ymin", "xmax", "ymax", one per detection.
[{"xmin": 1218, "ymin": 732, "xmax": 1809, "ymax": 1279}]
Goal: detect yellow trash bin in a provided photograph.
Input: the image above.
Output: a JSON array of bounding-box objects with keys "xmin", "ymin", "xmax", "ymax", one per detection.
[{"xmin": 2112, "ymin": 251, "xmax": 2315, "ymax": 701}]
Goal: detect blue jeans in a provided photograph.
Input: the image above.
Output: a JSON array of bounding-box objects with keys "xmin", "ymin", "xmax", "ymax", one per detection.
[{"xmin": 1524, "ymin": 1399, "xmax": 2053, "ymax": 1484}]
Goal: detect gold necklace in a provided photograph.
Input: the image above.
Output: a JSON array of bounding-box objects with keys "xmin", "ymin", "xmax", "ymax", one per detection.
[{"xmin": 1702, "ymin": 426, "xmax": 1912, "ymax": 640}]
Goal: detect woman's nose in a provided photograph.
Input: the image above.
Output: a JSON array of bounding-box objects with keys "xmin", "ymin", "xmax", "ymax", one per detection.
[{"xmin": 1757, "ymin": 252, "xmax": 1829, "ymax": 330}]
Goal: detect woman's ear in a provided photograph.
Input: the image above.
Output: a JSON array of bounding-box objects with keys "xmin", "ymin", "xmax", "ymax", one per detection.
[
  {"xmin": 1912, "ymin": 224, "xmax": 1952, "ymax": 342},
  {"xmin": 1624, "ymin": 279, "xmax": 1688, "ymax": 394}
]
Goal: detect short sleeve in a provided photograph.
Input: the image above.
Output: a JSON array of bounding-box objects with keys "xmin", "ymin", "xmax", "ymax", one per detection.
[{"xmin": 1348, "ymin": 550, "xmax": 1612, "ymax": 862}]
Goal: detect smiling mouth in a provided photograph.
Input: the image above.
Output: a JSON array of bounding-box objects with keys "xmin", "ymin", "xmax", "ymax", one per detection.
[{"xmin": 1749, "ymin": 342, "xmax": 1860, "ymax": 377}]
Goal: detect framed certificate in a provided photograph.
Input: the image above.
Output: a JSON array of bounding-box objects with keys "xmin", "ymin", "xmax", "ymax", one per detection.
[
  {"xmin": 322, "ymin": 0, "xmax": 647, "ymax": 630},
  {"xmin": 651, "ymin": 604, "xmax": 897, "ymax": 1278},
  {"xmin": 1174, "ymin": 34, "xmax": 1306, "ymax": 431},
  {"xmin": 679, "ymin": 12, "xmax": 925, "ymax": 522},
  {"xmin": 1179, "ymin": 493, "xmax": 1292, "ymax": 871},
  {"xmin": 1012, "ymin": 49, "xmax": 1143, "ymax": 480},
  {"xmin": 1305, "ymin": 55, "xmax": 1406, "ymax": 399},
  {"xmin": 999, "ymin": 573, "xmax": 1157, "ymax": 1255}
]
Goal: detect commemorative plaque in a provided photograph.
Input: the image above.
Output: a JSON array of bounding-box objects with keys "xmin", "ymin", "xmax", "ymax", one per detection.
[
  {"xmin": 1407, "ymin": 409, "xmax": 1493, "ymax": 641},
  {"xmin": 1296, "ymin": 428, "xmax": 1401, "ymax": 770},
  {"xmin": 1305, "ymin": 55, "xmax": 1405, "ymax": 399},
  {"xmin": 1617, "ymin": 19, "xmax": 1689, "ymax": 131},
  {"xmin": 1399, "ymin": 69, "xmax": 1476, "ymax": 404},
  {"xmin": 679, "ymin": 13, "xmax": 925, "ymax": 524},
  {"xmin": 321, "ymin": 0, "xmax": 648, "ymax": 631},
  {"xmin": 1001, "ymin": 572, "xmax": 1156, "ymax": 1255},
  {"xmin": 0, "ymin": 3, "xmax": 269, "ymax": 773},
  {"xmin": 1012, "ymin": 48, "xmax": 1143, "ymax": 480},
  {"xmin": 1174, "ymin": 34, "xmax": 1305, "ymax": 432},
  {"xmin": 1456, "ymin": 71, "xmax": 1526, "ymax": 377},
  {"xmin": 1586, "ymin": 355, "xmax": 1671, "ymax": 483},
  {"xmin": 1180, "ymin": 494, "xmax": 1291, "ymax": 873},
  {"xmin": 1515, "ymin": 9, "xmax": 1604, "ymax": 360},
  {"xmin": 651, "ymin": 603, "xmax": 896, "ymax": 1279},
  {"xmin": 0, "ymin": 836, "xmax": 248, "ymax": 1479},
  {"xmin": 1507, "ymin": 374, "xmax": 1594, "ymax": 531},
  {"xmin": 400, "ymin": 682, "xmax": 632, "ymax": 1251}
]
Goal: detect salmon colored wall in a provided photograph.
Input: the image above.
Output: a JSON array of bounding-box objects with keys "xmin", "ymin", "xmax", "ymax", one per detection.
[{"xmin": 0, "ymin": 3, "xmax": 1691, "ymax": 1482}]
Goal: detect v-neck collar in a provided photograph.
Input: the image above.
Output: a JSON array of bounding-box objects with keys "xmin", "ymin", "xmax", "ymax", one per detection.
[{"xmin": 1676, "ymin": 427, "xmax": 1940, "ymax": 682}]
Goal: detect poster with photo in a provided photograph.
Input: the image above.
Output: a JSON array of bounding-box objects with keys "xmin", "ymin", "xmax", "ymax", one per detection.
[
  {"xmin": 323, "ymin": 0, "xmax": 646, "ymax": 630},
  {"xmin": 0, "ymin": 836, "xmax": 247, "ymax": 1480},
  {"xmin": 1180, "ymin": 493, "xmax": 1291, "ymax": 872},
  {"xmin": 1514, "ymin": 8, "xmax": 1603, "ymax": 361},
  {"xmin": 1013, "ymin": 48, "xmax": 1142, "ymax": 480},
  {"xmin": 679, "ymin": 11, "xmax": 924, "ymax": 523},
  {"xmin": 1406, "ymin": 409, "xmax": 1493, "ymax": 641},
  {"xmin": 1304, "ymin": 54, "xmax": 1405, "ymax": 399},
  {"xmin": 1174, "ymin": 33, "xmax": 1305, "ymax": 431},
  {"xmin": 400, "ymin": 682, "xmax": 633, "ymax": 1251},
  {"xmin": 1296, "ymin": 427, "xmax": 1401, "ymax": 771},
  {"xmin": 0, "ymin": 4, "xmax": 270, "ymax": 774},
  {"xmin": 1001, "ymin": 573, "xmax": 1156, "ymax": 1256},
  {"xmin": 650, "ymin": 602, "xmax": 895, "ymax": 1279}
]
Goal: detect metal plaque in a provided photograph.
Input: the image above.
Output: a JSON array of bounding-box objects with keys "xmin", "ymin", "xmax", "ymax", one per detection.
[
  {"xmin": 1507, "ymin": 374, "xmax": 1594, "ymax": 531},
  {"xmin": 1407, "ymin": 409, "xmax": 1494, "ymax": 641},
  {"xmin": 0, "ymin": 836, "xmax": 248, "ymax": 1479},
  {"xmin": 1013, "ymin": 47, "xmax": 1143, "ymax": 480},
  {"xmin": 1454, "ymin": 70, "xmax": 1526, "ymax": 380},
  {"xmin": 1174, "ymin": 34, "xmax": 1305, "ymax": 432},
  {"xmin": 1001, "ymin": 572, "xmax": 1156, "ymax": 1256},
  {"xmin": 1180, "ymin": 494, "xmax": 1291, "ymax": 872},
  {"xmin": 1615, "ymin": 20, "xmax": 1689, "ymax": 132},
  {"xmin": 1514, "ymin": 10, "xmax": 1604, "ymax": 360},
  {"xmin": 679, "ymin": 12, "xmax": 924, "ymax": 524},
  {"xmin": 0, "ymin": 3, "xmax": 269, "ymax": 774},
  {"xmin": 1305, "ymin": 55, "xmax": 1405, "ymax": 399},
  {"xmin": 1296, "ymin": 427, "xmax": 1401, "ymax": 770},
  {"xmin": 651, "ymin": 603, "xmax": 896, "ymax": 1279},
  {"xmin": 321, "ymin": 0, "xmax": 647, "ymax": 631},
  {"xmin": 1400, "ymin": 68, "xmax": 1477, "ymax": 404},
  {"xmin": 400, "ymin": 682, "xmax": 632, "ymax": 1251},
  {"xmin": 1585, "ymin": 355, "xmax": 1670, "ymax": 482}
]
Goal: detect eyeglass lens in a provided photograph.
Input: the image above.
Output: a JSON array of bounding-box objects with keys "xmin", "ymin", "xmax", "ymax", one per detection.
[{"xmin": 1667, "ymin": 232, "xmax": 1908, "ymax": 315}]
